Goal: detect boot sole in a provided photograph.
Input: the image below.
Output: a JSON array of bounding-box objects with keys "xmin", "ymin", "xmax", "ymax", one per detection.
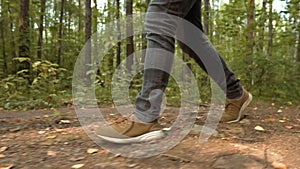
[
  {"xmin": 98, "ymin": 128, "xmax": 170, "ymax": 144},
  {"xmin": 226, "ymin": 93, "xmax": 253, "ymax": 123}
]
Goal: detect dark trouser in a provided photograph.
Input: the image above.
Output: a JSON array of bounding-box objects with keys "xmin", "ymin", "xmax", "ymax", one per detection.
[{"xmin": 134, "ymin": 0, "xmax": 243, "ymax": 122}]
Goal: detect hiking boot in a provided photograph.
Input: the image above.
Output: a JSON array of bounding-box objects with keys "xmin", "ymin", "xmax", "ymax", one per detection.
[
  {"xmin": 97, "ymin": 114, "xmax": 159, "ymax": 139},
  {"xmin": 221, "ymin": 89, "xmax": 252, "ymax": 123}
]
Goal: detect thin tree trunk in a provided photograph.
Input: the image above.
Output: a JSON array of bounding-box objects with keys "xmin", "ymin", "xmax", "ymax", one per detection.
[
  {"xmin": 246, "ymin": 0, "xmax": 255, "ymax": 57},
  {"xmin": 246, "ymin": 0, "xmax": 255, "ymax": 86},
  {"xmin": 296, "ymin": 26, "xmax": 300, "ymax": 72},
  {"xmin": 37, "ymin": 0, "xmax": 46, "ymax": 60},
  {"xmin": 7, "ymin": 6, "xmax": 17, "ymax": 72},
  {"xmin": 141, "ymin": 0, "xmax": 150, "ymax": 63},
  {"xmin": 204, "ymin": 0, "xmax": 209, "ymax": 35},
  {"xmin": 116, "ymin": 0, "xmax": 121, "ymax": 67},
  {"xmin": 258, "ymin": 0, "xmax": 267, "ymax": 52},
  {"xmin": 85, "ymin": 0, "xmax": 92, "ymax": 85},
  {"xmin": 18, "ymin": 0, "xmax": 31, "ymax": 74},
  {"xmin": 1, "ymin": 2, "xmax": 7, "ymax": 74},
  {"xmin": 93, "ymin": 0, "xmax": 98, "ymax": 33},
  {"xmin": 106, "ymin": 0, "xmax": 114, "ymax": 73},
  {"xmin": 57, "ymin": 0, "xmax": 65, "ymax": 66},
  {"xmin": 267, "ymin": 0, "xmax": 273, "ymax": 58},
  {"xmin": 126, "ymin": 0, "xmax": 134, "ymax": 72},
  {"xmin": 78, "ymin": 0, "xmax": 83, "ymax": 33}
]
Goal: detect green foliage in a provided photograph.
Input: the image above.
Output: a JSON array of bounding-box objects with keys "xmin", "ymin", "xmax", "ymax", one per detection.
[
  {"xmin": 1, "ymin": 0, "xmax": 300, "ymax": 111},
  {"xmin": 0, "ymin": 60, "xmax": 71, "ymax": 110}
]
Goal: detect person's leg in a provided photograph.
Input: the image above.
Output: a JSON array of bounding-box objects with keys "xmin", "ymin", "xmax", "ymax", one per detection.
[
  {"xmin": 178, "ymin": 0, "xmax": 243, "ymax": 99},
  {"xmin": 178, "ymin": 1, "xmax": 252, "ymax": 123},
  {"xmin": 98, "ymin": 0, "xmax": 199, "ymax": 139},
  {"xmin": 134, "ymin": 0, "xmax": 198, "ymax": 123}
]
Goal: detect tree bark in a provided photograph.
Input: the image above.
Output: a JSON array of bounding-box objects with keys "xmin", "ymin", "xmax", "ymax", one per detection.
[
  {"xmin": 7, "ymin": 5, "xmax": 17, "ymax": 72},
  {"xmin": 141, "ymin": 0, "xmax": 150, "ymax": 63},
  {"xmin": 126, "ymin": 0, "xmax": 134, "ymax": 72},
  {"xmin": 204, "ymin": 0, "xmax": 210, "ymax": 35},
  {"xmin": 18, "ymin": 0, "xmax": 31, "ymax": 74},
  {"xmin": 57, "ymin": 0, "xmax": 65, "ymax": 66},
  {"xmin": 267, "ymin": 0, "xmax": 273, "ymax": 58},
  {"xmin": 37, "ymin": 0, "xmax": 46, "ymax": 60},
  {"xmin": 116, "ymin": 0, "xmax": 121, "ymax": 67},
  {"xmin": 258, "ymin": 0, "xmax": 267, "ymax": 52},
  {"xmin": 246, "ymin": 0, "xmax": 255, "ymax": 57},
  {"xmin": 84, "ymin": 0, "xmax": 92, "ymax": 86},
  {"xmin": 0, "ymin": 1, "xmax": 7, "ymax": 74}
]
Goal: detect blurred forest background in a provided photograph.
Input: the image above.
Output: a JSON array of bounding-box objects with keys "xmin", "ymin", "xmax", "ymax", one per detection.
[{"xmin": 0, "ymin": 0, "xmax": 299, "ymax": 110}]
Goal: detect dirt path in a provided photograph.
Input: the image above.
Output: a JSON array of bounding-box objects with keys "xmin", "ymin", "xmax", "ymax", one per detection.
[{"xmin": 0, "ymin": 102, "xmax": 299, "ymax": 169}]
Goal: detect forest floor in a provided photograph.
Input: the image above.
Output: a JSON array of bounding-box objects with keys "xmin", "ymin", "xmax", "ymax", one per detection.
[{"xmin": 0, "ymin": 102, "xmax": 299, "ymax": 169}]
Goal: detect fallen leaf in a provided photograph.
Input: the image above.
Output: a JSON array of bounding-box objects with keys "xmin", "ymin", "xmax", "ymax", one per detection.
[
  {"xmin": 98, "ymin": 149, "xmax": 110, "ymax": 155},
  {"xmin": 277, "ymin": 109, "xmax": 283, "ymax": 113},
  {"xmin": 46, "ymin": 135, "xmax": 57, "ymax": 139},
  {"xmin": 87, "ymin": 148, "xmax": 98, "ymax": 154},
  {"xmin": 0, "ymin": 154, "xmax": 5, "ymax": 158},
  {"xmin": 254, "ymin": 126, "xmax": 265, "ymax": 131},
  {"xmin": 59, "ymin": 120, "xmax": 71, "ymax": 124},
  {"xmin": 271, "ymin": 161, "xmax": 287, "ymax": 169},
  {"xmin": 0, "ymin": 147, "xmax": 8, "ymax": 153},
  {"xmin": 284, "ymin": 125, "xmax": 294, "ymax": 129},
  {"xmin": 279, "ymin": 120, "xmax": 286, "ymax": 123},
  {"xmin": 69, "ymin": 156, "xmax": 85, "ymax": 162},
  {"xmin": 0, "ymin": 164, "xmax": 14, "ymax": 169},
  {"xmin": 267, "ymin": 117, "xmax": 276, "ymax": 122},
  {"xmin": 43, "ymin": 115, "xmax": 49, "ymax": 118},
  {"xmin": 71, "ymin": 164, "xmax": 85, "ymax": 169},
  {"xmin": 47, "ymin": 150, "xmax": 57, "ymax": 157},
  {"xmin": 38, "ymin": 131, "xmax": 46, "ymax": 134}
]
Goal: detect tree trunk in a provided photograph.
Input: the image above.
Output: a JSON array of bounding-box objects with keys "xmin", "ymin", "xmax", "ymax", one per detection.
[
  {"xmin": 296, "ymin": 24, "xmax": 300, "ymax": 72},
  {"xmin": 0, "ymin": 1, "xmax": 7, "ymax": 74},
  {"xmin": 37, "ymin": 0, "xmax": 46, "ymax": 60},
  {"xmin": 7, "ymin": 5, "xmax": 17, "ymax": 72},
  {"xmin": 78, "ymin": 0, "xmax": 83, "ymax": 33},
  {"xmin": 258, "ymin": 0, "xmax": 267, "ymax": 52},
  {"xmin": 85, "ymin": 0, "xmax": 92, "ymax": 85},
  {"xmin": 246, "ymin": 0, "xmax": 255, "ymax": 57},
  {"xmin": 116, "ymin": 0, "xmax": 121, "ymax": 67},
  {"xmin": 267, "ymin": 0, "xmax": 273, "ymax": 58},
  {"xmin": 141, "ymin": 0, "xmax": 150, "ymax": 63},
  {"xmin": 18, "ymin": 0, "xmax": 31, "ymax": 74},
  {"xmin": 57, "ymin": 0, "xmax": 65, "ymax": 66},
  {"xmin": 126, "ymin": 0, "xmax": 134, "ymax": 72},
  {"xmin": 204, "ymin": 0, "xmax": 210, "ymax": 35}
]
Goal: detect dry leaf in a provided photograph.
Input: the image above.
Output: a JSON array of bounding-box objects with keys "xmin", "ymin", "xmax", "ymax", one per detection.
[
  {"xmin": 0, "ymin": 147, "xmax": 8, "ymax": 153},
  {"xmin": 38, "ymin": 131, "xmax": 46, "ymax": 134},
  {"xmin": 279, "ymin": 120, "xmax": 286, "ymax": 123},
  {"xmin": 271, "ymin": 161, "xmax": 287, "ymax": 169},
  {"xmin": 284, "ymin": 125, "xmax": 294, "ymax": 129},
  {"xmin": 98, "ymin": 149, "xmax": 110, "ymax": 155},
  {"xmin": 47, "ymin": 150, "xmax": 57, "ymax": 157},
  {"xmin": 71, "ymin": 164, "xmax": 85, "ymax": 169},
  {"xmin": 46, "ymin": 135, "xmax": 57, "ymax": 139},
  {"xmin": 0, "ymin": 154, "xmax": 5, "ymax": 158},
  {"xmin": 267, "ymin": 117, "xmax": 275, "ymax": 122},
  {"xmin": 254, "ymin": 126, "xmax": 265, "ymax": 131},
  {"xmin": 59, "ymin": 120, "xmax": 71, "ymax": 124},
  {"xmin": 0, "ymin": 164, "xmax": 14, "ymax": 169},
  {"xmin": 87, "ymin": 148, "xmax": 98, "ymax": 154}
]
